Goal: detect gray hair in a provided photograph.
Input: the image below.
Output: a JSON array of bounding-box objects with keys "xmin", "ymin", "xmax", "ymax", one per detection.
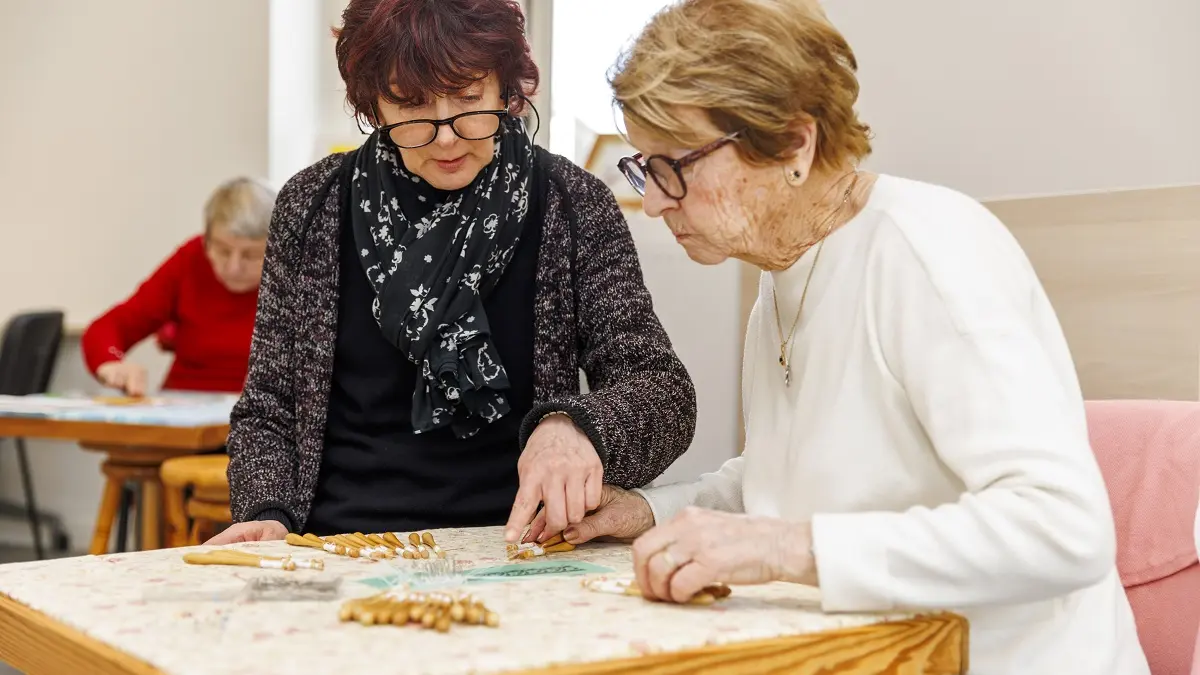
[{"xmin": 203, "ymin": 177, "xmax": 277, "ymax": 240}]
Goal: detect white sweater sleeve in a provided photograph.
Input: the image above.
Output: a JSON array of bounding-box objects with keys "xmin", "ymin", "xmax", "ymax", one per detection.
[
  {"xmin": 811, "ymin": 218, "xmax": 1116, "ymax": 613},
  {"xmin": 634, "ymin": 457, "xmax": 746, "ymax": 525}
]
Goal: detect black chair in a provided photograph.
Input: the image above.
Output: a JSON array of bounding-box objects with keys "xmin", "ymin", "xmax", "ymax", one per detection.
[{"xmin": 0, "ymin": 310, "xmax": 71, "ymax": 558}]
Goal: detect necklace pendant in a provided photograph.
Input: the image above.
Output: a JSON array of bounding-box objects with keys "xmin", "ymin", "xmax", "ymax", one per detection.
[{"xmin": 784, "ymin": 365, "xmax": 791, "ymax": 387}]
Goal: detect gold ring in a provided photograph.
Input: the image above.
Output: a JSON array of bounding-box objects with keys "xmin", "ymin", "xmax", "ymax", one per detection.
[{"xmin": 659, "ymin": 549, "xmax": 680, "ymax": 573}]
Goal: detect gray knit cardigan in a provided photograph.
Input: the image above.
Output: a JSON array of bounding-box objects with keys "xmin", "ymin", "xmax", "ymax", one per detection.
[{"xmin": 226, "ymin": 149, "xmax": 697, "ymax": 531}]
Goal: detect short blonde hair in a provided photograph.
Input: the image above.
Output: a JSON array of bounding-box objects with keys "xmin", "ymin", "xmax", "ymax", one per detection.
[
  {"xmin": 610, "ymin": 0, "xmax": 871, "ymax": 172},
  {"xmin": 204, "ymin": 177, "xmax": 276, "ymax": 240}
]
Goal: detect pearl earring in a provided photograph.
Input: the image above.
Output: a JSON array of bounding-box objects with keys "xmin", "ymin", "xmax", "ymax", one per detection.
[{"xmin": 785, "ymin": 168, "xmax": 804, "ymax": 186}]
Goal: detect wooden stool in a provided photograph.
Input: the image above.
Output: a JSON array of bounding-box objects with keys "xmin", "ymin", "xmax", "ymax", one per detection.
[
  {"xmin": 160, "ymin": 454, "xmax": 231, "ymax": 547},
  {"xmin": 88, "ymin": 460, "xmax": 163, "ymax": 555}
]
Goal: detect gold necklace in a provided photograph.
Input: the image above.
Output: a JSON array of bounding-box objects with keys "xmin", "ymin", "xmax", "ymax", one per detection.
[{"xmin": 771, "ymin": 172, "xmax": 859, "ymax": 387}]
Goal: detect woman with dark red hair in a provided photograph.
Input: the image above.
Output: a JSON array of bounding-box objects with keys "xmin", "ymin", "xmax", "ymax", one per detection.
[{"xmin": 209, "ymin": 0, "xmax": 695, "ymax": 545}]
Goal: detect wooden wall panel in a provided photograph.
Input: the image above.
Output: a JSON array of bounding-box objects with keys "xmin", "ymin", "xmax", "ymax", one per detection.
[{"xmin": 987, "ymin": 185, "xmax": 1200, "ymax": 401}]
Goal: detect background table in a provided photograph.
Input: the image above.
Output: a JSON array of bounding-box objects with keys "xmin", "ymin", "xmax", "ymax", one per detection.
[
  {"xmin": 0, "ymin": 526, "xmax": 968, "ymax": 674},
  {"xmin": 0, "ymin": 394, "xmax": 234, "ymax": 553}
]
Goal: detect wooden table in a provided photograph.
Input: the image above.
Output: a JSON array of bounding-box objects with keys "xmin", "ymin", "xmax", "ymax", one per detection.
[
  {"xmin": 0, "ymin": 397, "xmax": 232, "ymax": 554},
  {"xmin": 0, "ymin": 527, "xmax": 969, "ymax": 674}
]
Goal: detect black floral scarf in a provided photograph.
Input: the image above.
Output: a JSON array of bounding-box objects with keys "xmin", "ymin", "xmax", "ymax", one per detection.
[{"xmin": 348, "ymin": 117, "xmax": 535, "ymax": 438}]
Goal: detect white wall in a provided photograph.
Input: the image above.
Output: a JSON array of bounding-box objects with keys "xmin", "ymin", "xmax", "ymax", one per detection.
[
  {"xmin": 824, "ymin": 0, "xmax": 1200, "ymax": 200},
  {"xmin": 269, "ymin": 0, "xmax": 323, "ymax": 187},
  {"xmin": 0, "ymin": 0, "xmax": 269, "ymax": 549}
]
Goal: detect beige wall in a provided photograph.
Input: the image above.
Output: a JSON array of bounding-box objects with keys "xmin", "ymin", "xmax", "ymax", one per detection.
[
  {"xmin": 0, "ymin": 0, "xmax": 269, "ymax": 548},
  {"xmin": 824, "ymin": 0, "xmax": 1200, "ymax": 200},
  {"xmin": 990, "ymin": 186, "xmax": 1200, "ymax": 401}
]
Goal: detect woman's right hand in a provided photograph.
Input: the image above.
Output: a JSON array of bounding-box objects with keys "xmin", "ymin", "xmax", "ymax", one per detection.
[
  {"xmin": 204, "ymin": 521, "xmax": 288, "ymax": 546},
  {"xmin": 96, "ymin": 361, "xmax": 149, "ymax": 397},
  {"xmin": 524, "ymin": 485, "xmax": 656, "ymax": 545}
]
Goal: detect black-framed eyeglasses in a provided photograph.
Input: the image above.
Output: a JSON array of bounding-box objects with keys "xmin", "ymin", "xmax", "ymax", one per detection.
[
  {"xmin": 617, "ymin": 131, "xmax": 741, "ymax": 200},
  {"xmin": 378, "ymin": 107, "xmax": 510, "ymax": 149}
]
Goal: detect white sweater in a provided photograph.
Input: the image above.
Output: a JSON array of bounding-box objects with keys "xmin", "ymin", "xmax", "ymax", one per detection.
[{"xmin": 638, "ymin": 175, "xmax": 1149, "ymax": 675}]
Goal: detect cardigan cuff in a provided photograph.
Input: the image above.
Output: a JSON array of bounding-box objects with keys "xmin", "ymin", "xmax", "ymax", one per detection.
[
  {"xmin": 519, "ymin": 401, "xmax": 609, "ymax": 466},
  {"xmin": 250, "ymin": 503, "xmax": 296, "ymax": 534}
]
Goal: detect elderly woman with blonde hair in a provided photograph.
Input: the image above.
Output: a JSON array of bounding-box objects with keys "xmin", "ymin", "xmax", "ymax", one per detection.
[{"xmin": 534, "ymin": 0, "xmax": 1150, "ymax": 672}]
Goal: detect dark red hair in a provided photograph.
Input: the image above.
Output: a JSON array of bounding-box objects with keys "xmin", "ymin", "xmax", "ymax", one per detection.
[{"xmin": 334, "ymin": 0, "xmax": 539, "ymax": 125}]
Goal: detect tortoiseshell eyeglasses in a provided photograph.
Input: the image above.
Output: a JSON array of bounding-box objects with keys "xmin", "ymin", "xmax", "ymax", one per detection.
[{"xmin": 617, "ymin": 131, "xmax": 741, "ymax": 200}]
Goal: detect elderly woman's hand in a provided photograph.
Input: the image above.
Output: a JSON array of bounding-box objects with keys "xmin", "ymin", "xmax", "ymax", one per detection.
[
  {"xmin": 522, "ymin": 484, "xmax": 656, "ymax": 545},
  {"xmin": 505, "ymin": 413, "xmax": 604, "ymax": 542},
  {"xmin": 631, "ymin": 508, "xmax": 817, "ymax": 604},
  {"xmin": 96, "ymin": 361, "xmax": 149, "ymax": 397}
]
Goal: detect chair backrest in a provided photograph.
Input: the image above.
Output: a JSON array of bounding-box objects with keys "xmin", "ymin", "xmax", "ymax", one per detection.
[
  {"xmin": 0, "ymin": 310, "xmax": 65, "ymax": 396},
  {"xmin": 1085, "ymin": 399, "xmax": 1200, "ymax": 675}
]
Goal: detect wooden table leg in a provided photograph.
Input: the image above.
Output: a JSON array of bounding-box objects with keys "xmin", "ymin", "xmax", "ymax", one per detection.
[
  {"xmin": 87, "ymin": 479, "xmax": 122, "ymax": 555},
  {"xmin": 140, "ymin": 479, "xmax": 162, "ymax": 550}
]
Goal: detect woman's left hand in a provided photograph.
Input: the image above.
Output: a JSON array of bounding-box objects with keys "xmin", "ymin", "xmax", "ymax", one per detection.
[
  {"xmin": 632, "ymin": 507, "xmax": 817, "ymax": 604},
  {"xmin": 505, "ymin": 413, "xmax": 603, "ymax": 542}
]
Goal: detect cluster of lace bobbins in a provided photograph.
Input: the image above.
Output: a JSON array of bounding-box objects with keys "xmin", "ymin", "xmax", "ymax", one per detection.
[
  {"xmin": 339, "ymin": 591, "xmax": 500, "ymax": 632},
  {"xmin": 286, "ymin": 531, "xmax": 446, "ymax": 560}
]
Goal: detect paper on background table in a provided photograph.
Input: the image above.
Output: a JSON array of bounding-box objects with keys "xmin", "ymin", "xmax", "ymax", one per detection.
[{"xmin": 0, "ymin": 392, "xmax": 237, "ymax": 426}]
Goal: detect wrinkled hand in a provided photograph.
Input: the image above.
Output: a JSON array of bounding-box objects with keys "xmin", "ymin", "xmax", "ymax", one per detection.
[
  {"xmin": 505, "ymin": 413, "xmax": 603, "ymax": 542},
  {"xmin": 523, "ymin": 485, "xmax": 656, "ymax": 545},
  {"xmin": 632, "ymin": 507, "xmax": 816, "ymax": 604},
  {"xmin": 204, "ymin": 521, "xmax": 288, "ymax": 546},
  {"xmin": 96, "ymin": 361, "xmax": 149, "ymax": 397}
]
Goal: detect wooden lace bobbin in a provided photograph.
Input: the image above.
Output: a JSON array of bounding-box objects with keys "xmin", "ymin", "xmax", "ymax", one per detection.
[
  {"xmin": 346, "ymin": 532, "xmax": 389, "ymax": 559},
  {"xmin": 461, "ymin": 594, "xmax": 499, "ymax": 628},
  {"xmin": 183, "ymin": 550, "xmax": 297, "ymax": 571},
  {"xmin": 378, "ymin": 532, "xmax": 417, "ymax": 558},
  {"xmin": 582, "ymin": 577, "xmax": 730, "ymax": 606},
  {"xmin": 364, "ymin": 533, "xmax": 395, "ymax": 554},
  {"xmin": 371, "ymin": 593, "xmax": 408, "ymax": 625},
  {"xmin": 302, "ymin": 533, "xmax": 345, "ymax": 556},
  {"xmin": 405, "ymin": 532, "xmax": 432, "ymax": 559},
  {"xmin": 345, "ymin": 532, "xmax": 372, "ymax": 551},
  {"xmin": 330, "ymin": 535, "xmax": 368, "ymax": 559},
  {"xmin": 367, "ymin": 596, "xmax": 402, "ymax": 625},
  {"xmin": 359, "ymin": 532, "xmax": 397, "ymax": 558},
  {"xmin": 380, "ymin": 532, "xmax": 405, "ymax": 553},
  {"xmin": 285, "ymin": 534, "xmax": 339, "ymax": 565},
  {"xmin": 321, "ymin": 534, "xmax": 359, "ymax": 558},
  {"xmin": 507, "ymin": 540, "xmax": 576, "ymax": 560},
  {"xmin": 420, "ymin": 531, "xmax": 447, "ymax": 559},
  {"xmin": 340, "ymin": 593, "xmax": 407, "ymax": 625}
]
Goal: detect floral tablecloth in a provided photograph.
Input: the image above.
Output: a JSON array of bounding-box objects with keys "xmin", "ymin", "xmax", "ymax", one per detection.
[{"xmin": 0, "ymin": 526, "xmax": 910, "ymax": 675}]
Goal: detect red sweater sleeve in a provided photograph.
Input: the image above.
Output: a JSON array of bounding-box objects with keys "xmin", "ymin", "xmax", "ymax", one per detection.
[{"xmin": 81, "ymin": 238, "xmax": 197, "ymax": 376}]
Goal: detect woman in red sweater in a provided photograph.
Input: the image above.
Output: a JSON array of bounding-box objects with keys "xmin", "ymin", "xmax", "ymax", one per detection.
[{"xmin": 82, "ymin": 177, "xmax": 277, "ymax": 395}]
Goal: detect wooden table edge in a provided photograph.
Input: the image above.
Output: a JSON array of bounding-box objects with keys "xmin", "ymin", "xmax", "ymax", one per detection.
[
  {"xmin": 0, "ymin": 593, "xmax": 163, "ymax": 675},
  {"xmin": 0, "ymin": 417, "xmax": 229, "ymax": 451},
  {"xmin": 0, "ymin": 591, "xmax": 968, "ymax": 675},
  {"xmin": 523, "ymin": 611, "xmax": 969, "ymax": 675}
]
